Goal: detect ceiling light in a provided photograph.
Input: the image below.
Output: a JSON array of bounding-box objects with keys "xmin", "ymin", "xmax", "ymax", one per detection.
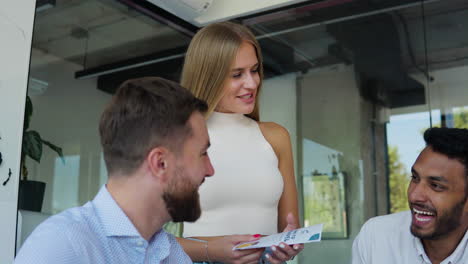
[
  {"xmin": 36, "ymin": 0, "xmax": 56, "ymax": 12},
  {"xmin": 28, "ymin": 78, "xmax": 48, "ymax": 96}
]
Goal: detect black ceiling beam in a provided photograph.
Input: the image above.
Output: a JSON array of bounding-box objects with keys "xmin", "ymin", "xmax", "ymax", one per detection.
[
  {"xmin": 97, "ymin": 55, "xmax": 185, "ymax": 94},
  {"xmin": 117, "ymin": 0, "xmax": 199, "ymax": 37},
  {"xmin": 75, "ymin": 46, "xmax": 187, "ymax": 79},
  {"xmin": 259, "ymin": 38, "xmax": 297, "ymax": 76}
]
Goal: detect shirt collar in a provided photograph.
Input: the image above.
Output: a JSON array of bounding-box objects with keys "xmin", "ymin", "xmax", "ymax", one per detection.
[
  {"xmin": 414, "ymin": 236, "xmax": 431, "ymax": 263},
  {"xmin": 92, "ymin": 185, "xmax": 141, "ymax": 237},
  {"xmin": 413, "ymin": 229, "xmax": 468, "ymax": 263},
  {"xmin": 447, "ymin": 230, "xmax": 468, "ymax": 263},
  {"xmin": 149, "ymin": 229, "xmax": 171, "ymax": 257}
]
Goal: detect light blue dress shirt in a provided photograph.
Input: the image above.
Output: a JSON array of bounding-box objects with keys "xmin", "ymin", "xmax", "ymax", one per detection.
[{"xmin": 15, "ymin": 185, "xmax": 192, "ymax": 264}]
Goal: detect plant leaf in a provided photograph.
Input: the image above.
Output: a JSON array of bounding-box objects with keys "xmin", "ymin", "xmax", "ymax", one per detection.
[
  {"xmin": 42, "ymin": 139, "xmax": 65, "ymax": 164},
  {"xmin": 24, "ymin": 96, "xmax": 33, "ymax": 131},
  {"xmin": 22, "ymin": 130, "xmax": 42, "ymax": 162}
]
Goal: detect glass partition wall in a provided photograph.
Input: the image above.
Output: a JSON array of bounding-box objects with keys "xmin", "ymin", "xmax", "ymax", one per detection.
[
  {"xmin": 19, "ymin": 0, "xmax": 468, "ymax": 263},
  {"xmin": 18, "ymin": 0, "xmax": 191, "ymax": 247},
  {"xmin": 241, "ymin": 0, "xmax": 468, "ymax": 262}
]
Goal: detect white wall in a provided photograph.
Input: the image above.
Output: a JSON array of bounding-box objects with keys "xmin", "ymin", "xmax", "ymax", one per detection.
[
  {"xmin": 260, "ymin": 73, "xmax": 298, "ymax": 172},
  {"xmin": 26, "ymin": 50, "xmax": 111, "ymax": 215},
  {"xmin": 0, "ymin": 1, "xmax": 36, "ymax": 262},
  {"xmin": 260, "ymin": 73, "xmax": 298, "ymax": 264},
  {"xmin": 297, "ymin": 64, "xmax": 367, "ymax": 264},
  {"xmin": 260, "ymin": 68, "xmax": 381, "ymax": 264},
  {"xmin": 15, "ymin": 50, "xmax": 112, "ymax": 250},
  {"xmin": 260, "ymin": 66, "xmax": 377, "ymax": 264}
]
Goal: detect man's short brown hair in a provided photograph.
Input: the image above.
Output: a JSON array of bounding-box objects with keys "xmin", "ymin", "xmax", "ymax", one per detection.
[{"xmin": 99, "ymin": 77, "xmax": 207, "ymax": 175}]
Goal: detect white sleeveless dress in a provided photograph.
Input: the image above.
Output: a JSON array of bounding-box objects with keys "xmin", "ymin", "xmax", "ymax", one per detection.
[{"xmin": 183, "ymin": 112, "xmax": 284, "ymax": 237}]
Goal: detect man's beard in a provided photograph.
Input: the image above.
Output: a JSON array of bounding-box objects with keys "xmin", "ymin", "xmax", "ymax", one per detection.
[
  {"xmin": 410, "ymin": 196, "xmax": 466, "ymax": 240},
  {"xmin": 162, "ymin": 166, "xmax": 201, "ymax": 223}
]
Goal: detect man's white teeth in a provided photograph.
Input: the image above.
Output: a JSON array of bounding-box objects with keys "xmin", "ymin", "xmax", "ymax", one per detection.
[
  {"xmin": 239, "ymin": 94, "xmax": 252, "ymax": 99},
  {"xmin": 413, "ymin": 208, "xmax": 435, "ymax": 216},
  {"xmin": 415, "ymin": 214, "xmax": 432, "ymax": 222}
]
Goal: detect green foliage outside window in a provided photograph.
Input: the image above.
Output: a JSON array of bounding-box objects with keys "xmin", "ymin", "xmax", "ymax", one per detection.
[
  {"xmin": 452, "ymin": 107, "xmax": 468, "ymax": 129},
  {"xmin": 388, "ymin": 107, "xmax": 468, "ymax": 213},
  {"xmin": 388, "ymin": 146, "xmax": 410, "ymax": 213}
]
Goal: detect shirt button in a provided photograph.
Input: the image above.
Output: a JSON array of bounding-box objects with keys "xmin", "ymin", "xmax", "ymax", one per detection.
[{"xmin": 137, "ymin": 240, "xmax": 144, "ymax": 246}]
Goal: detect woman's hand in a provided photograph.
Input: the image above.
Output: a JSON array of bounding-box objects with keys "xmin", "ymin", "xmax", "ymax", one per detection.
[
  {"xmin": 265, "ymin": 213, "xmax": 304, "ymax": 263},
  {"xmin": 265, "ymin": 242, "xmax": 304, "ymax": 263},
  {"xmin": 208, "ymin": 235, "xmax": 264, "ymax": 264}
]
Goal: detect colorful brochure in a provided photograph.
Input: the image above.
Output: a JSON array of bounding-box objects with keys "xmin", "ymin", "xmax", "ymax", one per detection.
[{"xmin": 233, "ymin": 223, "xmax": 323, "ymax": 250}]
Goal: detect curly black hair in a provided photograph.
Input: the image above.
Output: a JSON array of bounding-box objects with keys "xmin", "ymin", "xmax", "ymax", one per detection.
[{"xmin": 424, "ymin": 127, "xmax": 468, "ymax": 195}]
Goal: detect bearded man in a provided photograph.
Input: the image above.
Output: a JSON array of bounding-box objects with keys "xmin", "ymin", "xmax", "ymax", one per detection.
[
  {"xmin": 353, "ymin": 127, "xmax": 468, "ymax": 264},
  {"xmin": 15, "ymin": 77, "xmax": 214, "ymax": 264}
]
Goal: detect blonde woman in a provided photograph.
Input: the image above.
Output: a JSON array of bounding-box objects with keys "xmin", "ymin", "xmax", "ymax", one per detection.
[{"xmin": 177, "ymin": 22, "xmax": 304, "ymax": 264}]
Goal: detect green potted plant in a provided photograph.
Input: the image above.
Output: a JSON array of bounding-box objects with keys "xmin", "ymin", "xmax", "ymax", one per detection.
[{"xmin": 19, "ymin": 95, "xmax": 64, "ymax": 212}]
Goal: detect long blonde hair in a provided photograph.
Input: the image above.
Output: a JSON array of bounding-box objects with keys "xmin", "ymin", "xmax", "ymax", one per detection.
[{"xmin": 181, "ymin": 21, "xmax": 264, "ymax": 121}]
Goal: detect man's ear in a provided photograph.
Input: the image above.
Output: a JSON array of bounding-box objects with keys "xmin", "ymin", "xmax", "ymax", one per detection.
[{"xmin": 147, "ymin": 147, "xmax": 171, "ymax": 182}]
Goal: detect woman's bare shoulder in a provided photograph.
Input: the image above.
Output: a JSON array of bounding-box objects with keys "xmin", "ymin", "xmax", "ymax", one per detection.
[
  {"xmin": 259, "ymin": 121, "xmax": 289, "ymax": 137},
  {"xmin": 258, "ymin": 122, "xmax": 291, "ymax": 155}
]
